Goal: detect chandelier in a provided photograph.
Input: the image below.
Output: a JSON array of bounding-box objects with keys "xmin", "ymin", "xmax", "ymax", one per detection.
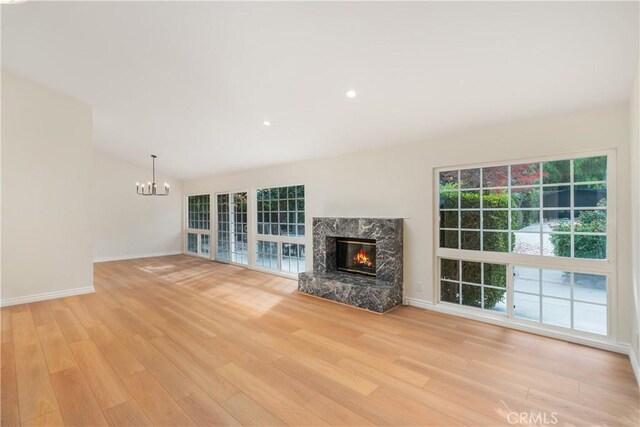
[{"xmin": 136, "ymin": 155, "xmax": 169, "ymax": 196}]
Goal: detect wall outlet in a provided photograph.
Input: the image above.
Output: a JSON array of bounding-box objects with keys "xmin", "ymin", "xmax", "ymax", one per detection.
[{"xmin": 416, "ymin": 281, "xmax": 423, "ymax": 292}]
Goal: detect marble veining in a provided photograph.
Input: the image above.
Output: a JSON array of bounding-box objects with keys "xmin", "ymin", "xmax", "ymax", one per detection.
[{"xmin": 299, "ymin": 217, "xmax": 403, "ymax": 313}]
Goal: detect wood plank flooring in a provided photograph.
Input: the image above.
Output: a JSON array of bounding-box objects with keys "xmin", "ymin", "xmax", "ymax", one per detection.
[{"xmin": 1, "ymin": 255, "xmax": 638, "ymax": 426}]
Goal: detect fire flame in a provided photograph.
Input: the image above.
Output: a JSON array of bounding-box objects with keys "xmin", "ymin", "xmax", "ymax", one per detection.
[{"xmin": 353, "ymin": 248, "xmax": 374, "ymax": 268}]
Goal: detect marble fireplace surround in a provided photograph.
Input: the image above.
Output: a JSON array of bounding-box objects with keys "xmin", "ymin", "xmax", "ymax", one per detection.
[{"xmin": 298, "ymin": 217, "xmax": 403, "ymax": 313}]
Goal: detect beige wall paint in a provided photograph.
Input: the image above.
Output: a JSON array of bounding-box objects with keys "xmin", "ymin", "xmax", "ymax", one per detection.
[
  {"xmin": 1, "ymin": 72, "xmax": 94, "ymax": 304},
  {"xmin": 93, "ymin": 152, "xmax": 183, "ymax": 261},
  {"xmin": 630, "ymin": 63, "xmax": 640, "ymax": 378},
  {"xmin": 184, "ymin": 105, "xmax": 632, "ymax": 345}
]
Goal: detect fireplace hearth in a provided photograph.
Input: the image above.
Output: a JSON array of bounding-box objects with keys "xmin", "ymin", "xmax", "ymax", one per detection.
[{"xmin": 298, "ymin": 217, "xmax": 403, "ymax": 313}]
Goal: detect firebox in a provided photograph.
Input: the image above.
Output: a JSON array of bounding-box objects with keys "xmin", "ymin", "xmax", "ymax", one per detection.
[{"xmin": 336, "ymin": 238, "xmax": 377, "ymax": 277}]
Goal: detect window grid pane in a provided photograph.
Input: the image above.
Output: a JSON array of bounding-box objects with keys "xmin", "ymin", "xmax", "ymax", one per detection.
[
  {"xmin": 231, "ymin": 192, "xmax": 248, "ymax": 265},
  {"xmin": 281, "ymin": 243, "xmax": 306, "ymax": 274},
  {"xmin": 256, "ymin": 186, "xmax": 305, "ymax": 238},
  {"xmin": 439, "ymin": 156, "xmax": 607, "ymax": 260},
  {"xmin": 439, "ymin": 258, "xmax": 507, "ymax": 313},
  {"xmin": 513, "ymin": 267, "xmax": 607, "ymax": 335},
  {"xmin": 216, "ymin": 194, "xmax": 230, "ymax": 261},
  {"xmin": 256, "ymin": 241, "xmax": 278, "ymax": 270},
  {"xmin": 187, "ymin": 194, "xmax": 210, "ymax": 230}
]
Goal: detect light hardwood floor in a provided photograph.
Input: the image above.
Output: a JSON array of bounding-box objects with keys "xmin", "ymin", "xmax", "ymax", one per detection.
[{"xmin": 1, "ymin": 255, "xmax": 638, "ymax": 426}]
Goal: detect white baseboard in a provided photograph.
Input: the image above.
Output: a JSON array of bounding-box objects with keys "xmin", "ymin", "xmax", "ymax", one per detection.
[
  {"xmin": 404, "ymin": 297, "xmax": 629, "ymax": 354},
  {"xmin": 630, "ymin": 346, "xmax": 640, "ymax": 388},
  {"xmin": 0, "ymin": 286, "xmax": 95, "ymax": 308},
  {"xmin": 93, "ymin": 251, "xmax": 182, "ymax": 263}
]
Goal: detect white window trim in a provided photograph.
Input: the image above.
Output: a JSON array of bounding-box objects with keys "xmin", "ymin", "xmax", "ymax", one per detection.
[
  {"xmin": 432, "ymin": 149, "xmax": 618, "ymax": 343},
  {"xmin": 184, "ymin": 193, "xmax": 212, "ymax": 259},
  {"xmin": 252, "ymin": 183, "xmax": 307, "ymax": 277},
  {"xmin": 213, "ymin": 190, "xmax": 250, "ymax": 267}
]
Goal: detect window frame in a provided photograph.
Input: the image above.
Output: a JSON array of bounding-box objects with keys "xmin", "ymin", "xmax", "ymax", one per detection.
[
  {"xmin": 184, "ymin": 193, "xmax": 212, "ymax": 259},
  {"xmin": 433, "ymin": 149, "xmax": 617, "ymax": 341},
  {"xmin": 252, "ymin": 183, "xmax": 307, "ymax": 276},
  {"xmin": 213, "ymin": 190, "xmax": 249, "ymax": 266}
]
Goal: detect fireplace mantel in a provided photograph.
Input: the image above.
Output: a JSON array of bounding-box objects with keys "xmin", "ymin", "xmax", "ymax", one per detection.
[{"xmin": 298, "ymin": 217, "xmax": 403, "ymax": 313}]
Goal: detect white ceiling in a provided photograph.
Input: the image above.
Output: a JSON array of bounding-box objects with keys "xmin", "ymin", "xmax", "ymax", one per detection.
[{"xmin": 2, "ymin": 1, "xmax": 638, "ymax": 180}]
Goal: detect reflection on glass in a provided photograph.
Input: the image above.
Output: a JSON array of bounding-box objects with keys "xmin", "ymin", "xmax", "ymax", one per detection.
[
  {"xmin": 461, "ymin": 284, "xmax": 482, "ymax": 308},
  {"xmin": 440, "ymin": 230, "xmax": 458, "ymax": 249},
  {"xmin": 440, "ymin": 258, "xmax": 459, "ymax": 281},
  {"xmin": 574, "ymin": 302, "xmax": 607, "ymax": 335},
  {"xmin": 461, "ymin": 231, "xmax": 480, "ymax": 250},
  {"xmin": 483, "ymin": 211, "xmax": 508, "ymax": 230},
  {"xmin": 485, "ymin": 288, "xmax": 507, "ymax": 312},
  {"xmin": 542, "ymin": 297, "xmax": 571, "ymax": 328},
  {"xmin": 187, "ymin": 233, "xmax": 198, "ymax": 253},
  {"xmin": 543, "ymin": 186, "xmax": 571, "ymax": 208},
  {"xmin": 574, "ymin": 156, "xmax": 607, "ymax": 183},
  {"xmin": 461, "ymin": 190, "xmax": 480, "ymax": 209},
  {"xmin": 441, "ymin": 281, "xmax": 460, "ymax": 303},
  {"xmin": 511, "ymin": 187, "xmax": 540, "ymax": 208},
  {"xmin": 440, "ymin": 170, "xmax": 458, "ymax": 190},
  {"xmin": 542, "ymin": 210, "xmax": 571, "ymax": 233},
  {"xmin": 574, "ymin": 184, "xmax": 607, "ymax": 208},
  {"xmin": 440, "ymin": 191, "xmax": 458, "ymax": 209},
  {"xmin": 461, "ymin": 211, "xmax": 480, "ymax": 229},
  {"xmin": 574, "ymin": 235, "xmax": 606, "ymax": 260},
  {"xmin": 484, "ymin": 263, "xmax": 506, "ymax": 287},
  {"xmin": 482, "ymin": 166, "xmax": 509, "ymax": 188},
  {"xmin": 574, "ymin": 210, "xmax": 606, "ymax": 233},
  {"xmin": 514, "ymin": 267, "xmax": 540, "ymax": 293},
  {"xmin": 543, "ymin": 160, "xmax": 570, "ymax": 184},
  {"xmin": 574, "ymin": 273, "xmax": 607, "ymax": 304},
  {"xmin": 544, "ymin": 233, "xmax": 571, "ymax": 258},
  {"xmin": 483, "ymin": 189, "xmax": 509, "ymax": 208},
  {"xmin": 462, "ymin": 261, "xmax": 481, "ymax": 284},
  {"xmin": 541, "ymin": 269, "xmax": 570, "ymax": 299},
  {"xmin": 460, "ymin": 168, "xmax": 480, "ymax": 189},
  {"xmin": 511, "ymin": 163, "xmax": 541, "ymax": 186},
  {"xmin": 440, "ymin": 210, "xmax": 459, "ymax": 229},
  {"xmin": 514, "ymin": 292, "xmax": 540, "ymax": 321},
  {"xmin": 512, "ymin": 210, "xmax": 540, "ymax": 231},
  {"xmin": 483, "ymin": 232, "xmax": 509, "ymax": 252}
]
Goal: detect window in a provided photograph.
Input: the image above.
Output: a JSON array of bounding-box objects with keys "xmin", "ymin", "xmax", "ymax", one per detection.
[
  {"xmin": 440, "ymin": 259, "xmax": 507, "ymax": 312},
  {"xmin": 257, "ymin": 185, "xmax": 305, "ymax": 237},
  {"xmin": 216, "ymin": 194, "xmax": 230, "ymax": 261},
  {"xmin": 187, "ymin": 195, "xmax": 210, "ymax": 230},
  {"xmin": 187, "ymin": 233, "xmax": 198, "ymax": 254},
  {"xmin": 256, "ymin": 241, "xmax": 278, "ymax": 270},
  {"xmin": 186, "ymin": 194, "xmax": 210, "ymax": 257},
  {"xmin": 255, "ymin": 185, "xmax": 306, "ymax": 275},
  {"xmin": 281, "ymin": 243, "xmax": 306, "ymax": 274},
  {"xmin": 216, "ymin": 192, "xmax": 248, "ymax": 265},
  {"xmin": 439, "ymin": 155, "xmax": 607, "ymax": 259},
  {"xmin": 436, "ymin": 153, "xmax": 613, "ymax": 338},
  {"xmin": 230, "ymin": 193, "xmax": 248, "ymax": 264},
  {"xmin": 513, "ymin": 267, "xmax": 607, "ymax": 335}
]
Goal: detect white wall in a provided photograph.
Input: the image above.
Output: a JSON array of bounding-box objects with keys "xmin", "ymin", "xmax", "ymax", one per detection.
[
  {"xmin": 184, "ymin": 105, "xmax": 632, "ymax": 346},
  {"xmin": 629, "ymin": 63, "xmax": 640, "ymax": 381},
  {"xmin": 1, "ymin": 72, "xmax": 94, "ymax": 305},
  {"xmin": 93, "ymin": 151, "xmax": 183, "ymax": 262}
]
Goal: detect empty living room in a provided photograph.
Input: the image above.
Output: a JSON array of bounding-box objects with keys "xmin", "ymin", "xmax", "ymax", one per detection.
[{"xmin": 1, "ymin": 1, "xmax": 639, "ymax": 426}]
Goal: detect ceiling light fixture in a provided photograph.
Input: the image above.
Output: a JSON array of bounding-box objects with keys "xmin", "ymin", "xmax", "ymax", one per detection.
[
  {"xmin": 346, "ymin": 90, "xmax": 357, "ymax": 98},
  {"xmin": 136, "ymin": 155, "xmax": 169, "ymax": 196},
  {"xmin": 263, "ymin": 120, "xmax": 271, "ymax": 127}
]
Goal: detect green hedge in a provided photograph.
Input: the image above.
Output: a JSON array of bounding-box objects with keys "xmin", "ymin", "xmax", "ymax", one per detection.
[{"xmin": 550, "ymin": 199, "xmax": 606, "ymax": 259}]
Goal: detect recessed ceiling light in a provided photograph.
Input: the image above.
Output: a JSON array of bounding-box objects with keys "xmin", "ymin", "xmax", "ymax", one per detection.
[
  {"xmin": 263, "ymin": 120, "xmax": 271, "ymax": 127},
  {"xmin": 346, "ymin": 90, "xmax": 357, "ymax": 98}
]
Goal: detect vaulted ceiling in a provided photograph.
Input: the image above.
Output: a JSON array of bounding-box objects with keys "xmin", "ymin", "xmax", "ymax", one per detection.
[{"xmin": 2, "ymin": 2, "xmax": 638, "ymax": 179}]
